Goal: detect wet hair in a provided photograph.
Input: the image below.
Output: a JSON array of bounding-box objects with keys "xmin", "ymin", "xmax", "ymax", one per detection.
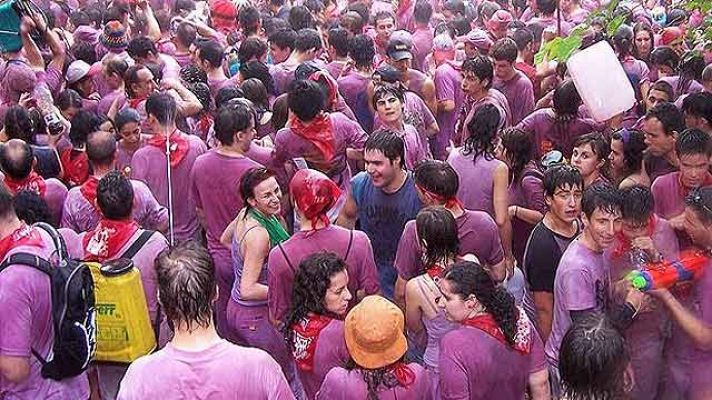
[
  {"xmin": 573, "ymin": 132, "xmax": 611, "ymax": 162},
  {"xmin": 611, "ymin": 129, "xmax": 646, "ymax": 179},
  {"xmin": 288, "ymin": 79, "xmax": 324, "ymax": 121},
  {"xmin": 543, "ymin": 165, "xmax": 583, "ymax": 197},
  {"xmin": 13, "ymin": 190, "xmax": 51, "ymax": 224},
  {"xmin": 372, "ymin": 84, "xmax": 405, "ymax": 111},
  {"xmin": 215, "ymin": 85, "xmax": 245, "ymax": 108},
  {"xmin": 449, "ymin": 16, "xmax": 471, "ymax": 37},
  {"xmin": 511, "ymin": 28, "xmax": 534, "ymax": 52},
  {"xmin": 650, "ymin": 46, "xmax": 679, "ymax": 74},
  {"xmin": 414, "ymin": 160, "xmax": 459, "ymax": 200},
  {"xmin": 632, "ymin": 22, "xmax": 654, "ymax": 60},
  {"xmin": 241, "ymin": 78, "xmax": 270, "ymax": 112},
  {"xmin": 57, "ymin": 89, "xmax": 84, "ymax": 113},
  {"xmin": 268, "ymin": 28, "xmax": 297, "ymax": 52},
  {"xmin": 417, "ymin": 207, "xmax": 459, "ymax": 270},
  {"xmin": 197, "ymin": 40, "xmax": 225, "ymax": 68},
  {"xmin": 560, "ymin": 313, "xmax": 629, "ymax": 400},
  {"xmin": 414, "ymin": 0, "xmax": 433, "ymax": 24},
  {"xmin": 675, "ymin": 128, "xmax": 712, "ymax": 158},
  {"xmin": 173, "ymin": 0, "xmax": 196, "ymax": 14},
  {"xmin": 115, "ymin": 108, "xmax": 141, "ymax": 131},
  {"xmin": 686, "ymin": 186, "xmax": 712, "ymax": 225},
  {"xmin": 239, "ymin": 167, "xmax": 276, "ymax": 214},
  {"xmin": 536, "ymin": 0, "xmax": 556, "ymax": 14},
  {"xmin": 214, "ymin": 101, "xmax": 256, "ymax": 146},
  {"xmin": 581, "ymin": 183, "xmax": 621, "ymax": 219},
  {"xmin": 239, "ymin": 60, "xmax": 275, "ymax": 95},
  {"xmin": 677, "ymin": 52, "xmax": 706, "ymax": 96},
  {"xmin": 365, "ymin": 129, "xmax": 406, "ymax": 169},
  {"xmin": 373, "ymin": 10, "xmax": 396, "ymax": 26},
  {"xmin": 327, "ymin": 27, "xmax": 349, "ymax": 58},
  {"xmin": 127, "ymin": 36, "xmax": 158, "ymax": 61},
  {"xmin": 86, "ymin": 130, "xmax": 117, "ymax": 167},
  {"xmin": 124, "ymin": 65, "xmax": 149, "ymax": 99},
  {"xmin": 619, "ymin": 185, "xmax": 653, "ymax": 225},
  {"xmin": 105, "ymin": 58, "xmax": 129, "ymax": 81},
  {"xmin": 645, "ymin": 102, "xmax": 685, "ymax": 136},
  {"xmin": 4, "ymin": 106, "xmax": 34, "ymax": 143},
  {"xmin": 648, "ymin": 80, "xmax": 674, "ymax": 103},
  {"xmin": 176, "ymin": 21, "xmax": 197, "ymax": 48},
  {"xmin": 156, "ymin": 240, "xmax": 216, "ymax": 331},
  {"xmin": 69, "ymin": 110, "xmax": 101, "ymax": 147},
  {"xmin": 349, "ymin": 34, "xmax": 376, "ymax": 69},
  {"xmin": 612, "ymin": 24, "xmax": 634, "ymax": 59},
  {"xmin": 289, "ymin": 6, "xmax": 316, "ymax": 30},
  {"xmin": 490, "ymin": 38, "xmax": 518, "ymax": 63},
  {"xmin": 97, "ymin": 170, "xmax": 133, "ymax": 219},
  {"xmin": 238, "ymin": 6, "xmax": 261, "ymax": 36},
  {"xmin": 294, "ymin": 28, "xmax": 322, "ymax": 52},
  {"xmin": 71, "ymin": 40, "xmax": 98, "ymax": 65},
  {"xmin": 553, "ymin": 80, "xmax": 582, "ymax": 118},
  {"xmin": 461, "ymin": 55, "xmax": 493, "ymax": 89},
  {"xmin": 463, "ymin": 104, "xmax": 500, "ymax": 161},
  {"xmin": 70, "ymin": 10, "xmax": 91, "ymax": 27},
  {"xmin": 272, "ymin": 94, "xmax": 289, "ymax": 131},
  {"xmin": 500, "ymin": 128, "xmax": 533, "ymax": 182},
  {"xmin": 443, "ymin": 261, "xmax": 518, "ymax": 345},
  {"xmin": 238, "ymin": 37, "xmax": 268, "ymax": 64},
  {"xmin": 282, "ymin": 252, "xmax": 348, "ymax": 344},
  {"xmin": 145, "ymin": 92, "xmax": 177, "ymax": 126},
  {"xmin": 340, "ymin": 11, "xmax": 364, "ymax": 36},
  {"xmin": 682, "ymin": 92, "xmax": 712, "ymax": 126}
]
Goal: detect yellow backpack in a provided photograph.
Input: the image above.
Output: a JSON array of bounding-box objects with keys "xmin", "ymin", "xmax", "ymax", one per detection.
[{"xmin": 87, "ymin": 231, "xmax": 158, "ymax": 363}]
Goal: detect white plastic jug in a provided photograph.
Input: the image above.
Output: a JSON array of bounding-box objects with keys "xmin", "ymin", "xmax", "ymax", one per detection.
[{"xmin": 566, "ymin": 41, "xmax": 636, "ymax": 122}]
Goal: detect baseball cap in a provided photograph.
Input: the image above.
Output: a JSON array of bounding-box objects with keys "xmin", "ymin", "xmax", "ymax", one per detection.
[
  {"xmin": 66, "ymin": 60, "xmax": 96, "ymax": 84},
  {"xmin": 386, "ymin": 38, "xmax": 412, "ymax": 61}
]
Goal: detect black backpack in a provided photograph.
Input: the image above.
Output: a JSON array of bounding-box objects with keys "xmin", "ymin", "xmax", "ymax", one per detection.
[{"xmin": 0, "ymin": 222, "xmax": 97, "ymax": 380}]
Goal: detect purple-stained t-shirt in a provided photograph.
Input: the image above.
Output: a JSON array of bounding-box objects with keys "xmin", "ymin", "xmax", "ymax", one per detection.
[
  {"xmin": 117, "ymin": 139, "xmax": 146, "ymax": 176},
  {"xmin": 297, "ymin": 319, "xmax": 350, "ymax": 400},
  {"xmin": 267, "ymin": 224, "xmax": 380, "ymax": 322},
  {"xmin": 0, "ymin": 228, "xmax": 90, "ymax": 399},
  {"xmin": 190, "ymin": 151, "xmax": 262, "ymax": 329},
  {"xmin": 97, "ymin": 90, "xmax": 127, "ymax": 117},
  {"xmin": 509, "ymin": 165, "xmax": 546, "ymax": 263},
  {"xmin": 274, "ymin": 112, "xmax": 368, "ymax": 191},
  {"xmin": 61, "ymin": 178, "xmax": 168, "ymax": 233},
  {"xmin": 644, "ymin": 154, "xmax": 677, "ymax": 185},
  {"xmin": 658, "ymin": 75, "xmax": 704, "ymax": 99},
  {"xmin": 396, "ymin": 123, "xmax": 429, "ymax": 170},
  {"xmin": 411, "ymin": 27, "xmax": 434, "ymax": 73},
  {"xmin": 317, "ymin": 363, "xmax": 431, "ymax": 400},
  {"xmin": 37, "ymin": 66, "xmax": 64, "ymax": 99},
  {"xmin": 435, "ymin": 61, "xmax": 464, "ymax": 155},
  {"xmin": 395, "ymin": 209, "xmax": 505, "ymax": 280},
  {"xmin": 117, "ymin": 340, "xmax": 295, "ymax": 400},
  {"xmin": 621, "ymin": 56, "xmax": 651, "ymax": 85},
  {"xmin": 337, "ymin": 71, "xmax": 373, "ymax": 133},
  {"xmin": 651, "ymin": 171, "xmax": 694, "ymax": 248},
  {"xmin": 43, "ymin": 178, "xmax": 68, "ymax": 227},
  {"xmin": 374, "ymin": 91, "xmax": 437, "ymax": 155},
  {"xmin": 528, "ymin": 16, "xmax": 574, "ymax": 36},
  {"xmin": 0, "ymin": 59, "xmax": 37, "ymax": 107},
  {"xmin": 325, "ymin": 60, "xmax": 348, "ymax": 79},
  {"xmin": 546, "ymin": 239, "xmax": 609, "ymax": 368},
  {"xmin": 447, "ymin": 148, "xmax": 503, "ymax": 217},
  {"xmin": 455, "ymin": 89, "xmax": 512, "ymax": 146},
  {"xmin": 159, "ymin": 54, "xmax": 181, "ymax": 81},
  {"xmin": 566, "ymin": 7, "xmax": 589, "ymax": 24},
  {"xmin": 493, "ymin": 70, "xmax": 535, "ymax": 125},
  {"xmin": 439, "ymin": 320, "xmax": 546, "ymax": 400},
  {"xmin": 130, "ymin": 132, "xmax": 207, "ymax": 242},
  {"xmin": 516, "ymin": 108, "xmax": 603, "ymax": 159},
  {"xmin": 690, "ymin": 260, "xmax": 712, "ymax": 398},
  {"xmin": 208, "ymin": 74, "xmax": 241, "ymax": 98}
]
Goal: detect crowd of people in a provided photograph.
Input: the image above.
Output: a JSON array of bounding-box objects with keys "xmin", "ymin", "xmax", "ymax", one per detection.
[{"xmin": 0, "ymin": 0, "xmax": 710, "ymax": 397}]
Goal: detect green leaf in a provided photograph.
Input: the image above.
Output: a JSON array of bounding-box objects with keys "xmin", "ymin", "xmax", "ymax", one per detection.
[
  {"xmin": 605, "ymin": 0, "xmax": 620, "ymax": 16},
  {"xmin": 534, "ymin": 38, "xmax": 558, "ymax": 65},
  {"xmin": 558, "ymin": 35, "xmax": 584, "ymax": 62},
  {"xmin": 606, "ymin": 14, "xmax": 625, "ymax": 36}
]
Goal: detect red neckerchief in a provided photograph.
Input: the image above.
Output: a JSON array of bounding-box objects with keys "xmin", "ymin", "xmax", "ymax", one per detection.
[
  {"xmin": 195, "ymin": 114, "xmax": 214, "ymax": 141},
  {"xmin": 60, "ymin": 148, "xmax": 90, "ymax": 187},
  {"xmin": 678, "ymin": 172, "xmax": 712, "ymax": 199},
  {"xmin": 3, "ymin": 171, "xmax": 47, "ymax": 197},
  {"xmin": 426, "ymin": 263, "xmax": 446, "ymax": 280},
  {"xmin": 83, "ymin": 218, "xmax": 140, "ymax": 261},
  {"xmin": 388, "ymin": 362, "xmax": 415, "ymax": 388},
  {"xmin": 415, "ymin": 184, "xmax": 463, "ymax": 209},
  {"xmin": 612, "ymin": 215, "xmax": 657, "ymax": 259},
  {"xmin": 461, "ymin": 307, "xmax": 532, "ymax": 354},
  {"xmin": 309, "ymin": 71, "xmax": 338, "ymax": 110},
  {"xmin": 80, "ymin": 176, "xmax": 99, "ymax": 208},
  {"xmin": 147, "ymin": 130, "xmax": 190, "ymax": 167},
  {"xmin": 0, "ymin": 224, "xmax": 44, "ymax": 261},
  {"xmin": 128, "ymin": 96, "xmax": 146, "ymax": 110},
  {"xmin": 290, "ymin": 113, "xmax": 335, "ymax": 162},
  {"xmin": 290, "ymin": 313, "xmax": 333, "ymax": 372}
]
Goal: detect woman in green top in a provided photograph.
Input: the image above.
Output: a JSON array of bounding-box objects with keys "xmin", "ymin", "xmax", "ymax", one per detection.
[{"xmin": 223, "ymin": 167, "xmax": 303, "ymax": 397}]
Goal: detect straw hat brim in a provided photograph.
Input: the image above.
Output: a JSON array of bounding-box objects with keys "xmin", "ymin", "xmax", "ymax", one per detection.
[{"xmin": 344, "ymin": 327, "xmax": 408, "ymax": 370}]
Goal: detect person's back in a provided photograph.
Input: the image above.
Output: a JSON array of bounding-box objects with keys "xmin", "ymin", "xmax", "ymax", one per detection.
[
  {"xmin": 448, "ymin": 149, "xmax": 501, "ymax": 216},
  {"xmin": 318, "ymin": 362, "xmax": 430, "ymax": 400}
]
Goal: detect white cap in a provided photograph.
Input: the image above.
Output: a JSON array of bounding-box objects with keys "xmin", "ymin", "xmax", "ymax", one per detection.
[{"xmin": 66, "ymin": 60, "xmax": 92, "ymax": 84}]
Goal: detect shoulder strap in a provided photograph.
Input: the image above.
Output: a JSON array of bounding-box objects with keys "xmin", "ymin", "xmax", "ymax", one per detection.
[
  {"xmin": 277, "ymin": 242, "xmax": 297, "ymax": 273},
  {"xmin": 0, "ymin": 253, "xmax": 53, "ymax": 275},
  {"xmin": 522, "ymin": 169, "xmax": 544, "ymax": 181},
  {"xmin": 119, "ymin": 230, "xmax": 156, "ymax": 260},
  {"xmin": 33, "ymin": 222, "xmax": 68, "ymax": 262},
  {"xmin": 344, "ymin": 230, "xmax": 354, "ymax": 261}
]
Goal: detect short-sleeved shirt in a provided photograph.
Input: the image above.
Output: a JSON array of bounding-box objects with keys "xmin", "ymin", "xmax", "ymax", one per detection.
[
  {"xmin": 524, "ymin": 220, "xmax": 581, "ymax": 293},
  {"xmin": 117, "ymin": 340, "xmax": 295, "ymax": 399},
  {"xmin": 644, "ymin": 154, "xmax": 678, "ymax": 184},
  {"xmin": 493, "ymin": 70, "xmax": 535, "ymax": 125},
  {"xmin": 395, "ymin": 209, "xmax": 505, "ymax": 280},
  {"xmin": 434, "ymin": 61, "xmax": 464, "ymax": 143},
  {"xmin": 317, "ymin": 363, "xmax": 431, "ymax": 400},
  {"xmin": 439, "ymin": 321, "xmax": 546, "ymax": 400},
  {"xmin": 296, "ymin": 319, "xmax": 349, "ymax": 399},
  {"xmin": 515, "ymin": 108, "xmax": 603, "ymax": 159},
  {"xmin": 447, "ymin": 148, "xmax": 503, "ymax": 217},
  {"xmin": 545, "ymin": 239, "xmax": 609, "ymax": 367}
]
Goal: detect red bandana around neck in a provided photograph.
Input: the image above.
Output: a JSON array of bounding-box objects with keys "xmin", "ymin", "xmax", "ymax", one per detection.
[
  {"xmin": 60, "ymin": 148, "xmax": 90, "ymax": 187},
  {"xmin": 612, "ymin": 215, "xmax": 657, "ymax": 259},
  {"xmin": 388, "ymin": 362, "xmax": 415, "ymax": 388},
  {"xmin": 147, "ymin": 130, "xmax": 190, "ymax": 167},
  {"xmin": 80, "ymin": 176, "xmax": 99, "ymax": 208},
  {"xmin": 461, "ymin": 307, "xmax": 532, "ymax": 354},
  {"xmin": 290, "ymin": 113, "xmax": 335, "ymax": 163},
  {"xmin": 3, "ymin": 171, "xmax": 47, "ymax": 197},
  {"xmin": 83, "ymin": 219, "xmax": 140, "ymax": 261},
  {"xmin": 128, "ymin": 96, "xmax": 147, "ymax": 110},
  {"xmin": 426, "ymin": 263, "xmax": 446, "ymax": 280},
  {"xmin": 679, "ymin": 172, "xmax": 712, "ymax": 199},
  {"xmin": 290, "ymin": 313, "xmax": 333, "ymax": 371},
  {"xmin": 0, "ymin": 224, "xmax": 44, "ymax": 260}
]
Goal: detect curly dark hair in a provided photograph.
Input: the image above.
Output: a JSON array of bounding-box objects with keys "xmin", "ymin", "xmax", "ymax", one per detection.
[
  {"xmin": 463, "ymin": 103, "xmax": 500, "ymax": 162},
  {"xmin": 611, "ymin": 128, "xmax": 646, "ymax": 181},
  {"xmin": 344, "ymin": 356, "xmax": 409, "ymax": 400},
  {"xmin": 416, "ymin": 207, "xmax": 459, "ymax": 271},
  {"xmin": 443, "ymin": 261, "xmax": 518, "ymax": 346},
  {"xmin": 13, "ymin": 190, "xmax": 52, "ymax": 224},
  {"xmin": 500, "ymin": 128, "xmax": 533, "ymax": 182},
  {"xmin": 282, "ymin": 252, "xmax": 347, "ymax": 347}
]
